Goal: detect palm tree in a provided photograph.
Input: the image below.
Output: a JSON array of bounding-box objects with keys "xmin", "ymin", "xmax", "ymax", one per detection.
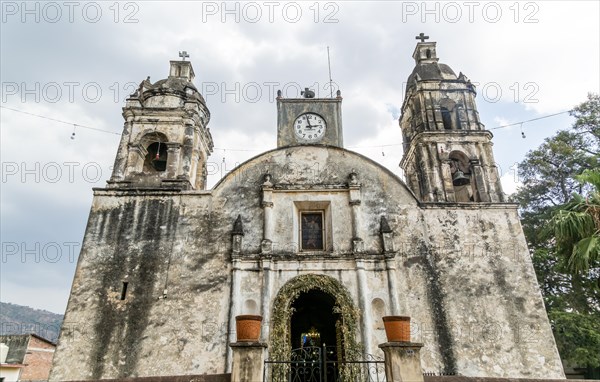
[{"xmin": 547, "ymin": 169, "xmax": 600, "ymax": 274}]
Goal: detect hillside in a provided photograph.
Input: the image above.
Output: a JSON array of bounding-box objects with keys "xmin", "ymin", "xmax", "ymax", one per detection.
[{"xmin": 0, "ymin": 301, "xmax": 63, "ymax": 343}]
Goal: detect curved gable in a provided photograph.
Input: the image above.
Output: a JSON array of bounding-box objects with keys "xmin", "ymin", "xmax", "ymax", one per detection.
[
  {"xmin": 209, "ymin": 145, "xmax": 417, "ymax": 256},
  {"xmin": 213, "ymin": 145, "xmax": 417, "ymax": 205}
]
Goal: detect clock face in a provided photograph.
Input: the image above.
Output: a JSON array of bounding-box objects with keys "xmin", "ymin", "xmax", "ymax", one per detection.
[{"xmin": 294, "ymin": 113, "xmax": 327, "ymax": 142}]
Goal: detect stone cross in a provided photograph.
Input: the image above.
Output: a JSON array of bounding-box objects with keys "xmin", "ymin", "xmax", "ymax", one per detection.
[
  {"xmin": 415, "ymin": 33, "xmax": 429, "ymax": 42},
  {"xmin": 179, "ymin": 51, "xmax": 189, "ymax": 61}
]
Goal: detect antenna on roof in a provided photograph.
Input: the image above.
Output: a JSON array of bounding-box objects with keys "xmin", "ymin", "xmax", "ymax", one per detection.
[{"xmin": 327, "ymin": 46, "xmax": 334, "ymax": 98}]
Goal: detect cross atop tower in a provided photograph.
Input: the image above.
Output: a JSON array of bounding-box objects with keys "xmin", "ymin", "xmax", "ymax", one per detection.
[
  {"xmin": 415, "ymin": 33, "xmax": 429, "ymax": 43},
  {"xmin": 179, "ymin": 51, "xmax": 189, "ymax": 61}
]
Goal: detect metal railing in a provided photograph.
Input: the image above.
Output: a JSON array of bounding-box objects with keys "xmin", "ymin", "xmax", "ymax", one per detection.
[{"xmin": 264, "ymin": 345, "xmax": 386, "ymax": 382}]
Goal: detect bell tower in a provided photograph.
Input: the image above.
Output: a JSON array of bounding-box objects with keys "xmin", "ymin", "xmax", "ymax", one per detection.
[
  {"xmin": 108, "ymin": 53, "xmax": 213, "ymax": 190},
  {"xmin": 400, "ymin": 35, "xmax": 504, "ymax": 203}
]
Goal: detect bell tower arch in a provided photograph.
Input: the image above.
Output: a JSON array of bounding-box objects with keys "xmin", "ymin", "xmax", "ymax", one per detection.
[
  {"xmin": 108, "ymin": 55, "xmax": 213, "ymax": 190},
  {"xmin": 399, "ymin": 36, "xmax": 504, "ymax": 203}
]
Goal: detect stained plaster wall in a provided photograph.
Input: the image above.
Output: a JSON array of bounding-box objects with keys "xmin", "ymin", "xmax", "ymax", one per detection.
[
  {"xmin": 50, "ymin": 192, "xmax": 233, "ymax": 380},
  {"xmin": 51, "ymin": 145, "xmax": 563, "ymax": 380},
  {"xmin": 217, "ymin": 146, "xmax": 563, "ymax": 377},
  {"xmin": 394, "ymin": 207, "xmax": 564, "ymax": 377}
]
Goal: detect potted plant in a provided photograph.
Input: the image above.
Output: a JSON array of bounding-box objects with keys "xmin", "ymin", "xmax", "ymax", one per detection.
[
  {"xmin": 235, "ymin": 315, "xmax": 262, "ymax": 342},
  {"xmin": 382, "ymin": 316, "xmax": 411, "ymax": 342}
]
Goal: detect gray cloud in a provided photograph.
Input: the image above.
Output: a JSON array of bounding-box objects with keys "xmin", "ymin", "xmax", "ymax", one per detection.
[{"xmin": 1, "ymin": 1, "xmax": 598, "ymax": 313}]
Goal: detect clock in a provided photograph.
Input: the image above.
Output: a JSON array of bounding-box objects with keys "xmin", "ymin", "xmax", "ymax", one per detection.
[{"xmin": 294, "ymin": 113, "xmax": 327, "ymax": 142}]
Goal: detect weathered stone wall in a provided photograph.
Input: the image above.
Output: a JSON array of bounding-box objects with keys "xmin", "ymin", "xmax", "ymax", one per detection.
[
  {"xmin": 48, "ymin": 376, "xmax": 600, "ymax": 382},
  {"xmin": 214, "ymin": 146, "xmax": 563, "ymax": 377},
  {"xmin": 50, "ymin": 193, "xmax": 233, "ymax": 380},
  {"xmin": 51, "ymin": 145, "xmax": 563, "ymax": 380},
  {"xmin": 398, "ymin": 207, "xmax": 564, "ymax": 376},
  {"xmin": 61, "ymin": 375, "xmax": 231, "ymax": 382}
]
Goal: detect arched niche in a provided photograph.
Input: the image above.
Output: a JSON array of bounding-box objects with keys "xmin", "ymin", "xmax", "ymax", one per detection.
[
  {"xmin": 439, "ymin": 98, "xmax": 458, "ymax": 130},
  {"xmin": 140, "ymin": 132, "xmax": 169, "ymax": 173},
  {"xmin": 243, "ymin": 299, "xmax": 259, "ymax": 315},
  {"xmin": 371, "ymin": 298, "xmax": 386, "ymax": 331},
  {"xmin": 449, "ymin": 150, "xmax": 474, "ymax": 202}
]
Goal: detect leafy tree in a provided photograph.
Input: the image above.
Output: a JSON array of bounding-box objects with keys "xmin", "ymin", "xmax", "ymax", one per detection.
[
  {"xmin": 512, "ymin": 93, "xmax": 600, "ymax": 372},
  {"xmin": 550, "ymin": 310, "xmax": 600, "ymax": 369},
  {"xmin": 571, "ymin": 93, "xmax": 600, "ymax": 154}
]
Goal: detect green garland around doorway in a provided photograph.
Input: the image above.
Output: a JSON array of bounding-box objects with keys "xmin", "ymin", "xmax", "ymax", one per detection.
[{"xmin": 269, "ymin": 274, "xmax": 362, "ymax": 363}]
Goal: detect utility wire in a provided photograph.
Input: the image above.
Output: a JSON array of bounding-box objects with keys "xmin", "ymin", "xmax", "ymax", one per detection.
[
  {"xmin": 354, "ymin": 109, "xmax": 573, "ymax": 149},
  {"xmin": 214, "ymin": 146, "xmax": 263, "ymax": 152},
  {"xmin": 0, "ymin": 106, "xmax": 122, "ymax": 136},
  {"xmin": 1, "ymin": 105, "xmax": 573, "ymax": 150},
  {"xmin": 489, "ymin": 110, "xmax": 572, "ymax": 130}
]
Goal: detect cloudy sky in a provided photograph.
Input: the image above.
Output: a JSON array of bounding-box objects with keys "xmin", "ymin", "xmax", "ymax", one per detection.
[{"xmin": 1, "ymin": 1, "xmax": 599, "ymax": 315}]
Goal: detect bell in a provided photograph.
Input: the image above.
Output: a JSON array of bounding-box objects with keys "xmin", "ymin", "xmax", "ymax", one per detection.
[
  {"xmin": 452, "ymin": 169, "xmax": 470, "ymax": 186},
  {"xmin": 152, "ymin": 155, "xmax": 167, "ymax": 171}
]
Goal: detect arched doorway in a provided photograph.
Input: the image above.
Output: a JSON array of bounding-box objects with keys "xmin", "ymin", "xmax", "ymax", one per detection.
[
  {"xmin": 290, "ymin": 289, "xmax": 343, "ymax": 381},
  {"xmin": 269, "ymin": 274, "xmax": 361, "ymax": 362}
]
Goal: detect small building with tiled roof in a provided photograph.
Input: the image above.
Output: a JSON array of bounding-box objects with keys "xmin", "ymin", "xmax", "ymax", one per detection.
[{"xmin": 0, "ymin": 334, "xmax": 56, "ymax": 382}]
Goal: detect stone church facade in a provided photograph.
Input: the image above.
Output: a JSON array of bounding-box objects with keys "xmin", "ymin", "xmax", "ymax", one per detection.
[{"xmin": 49, "ymin": 40, "xmax": 565, "ymax": 380}]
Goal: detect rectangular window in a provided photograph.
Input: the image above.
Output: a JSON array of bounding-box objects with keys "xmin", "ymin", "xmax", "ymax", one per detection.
[
  {"xmin": 300, "ymin": 211, "xmax": 324, "ymax": 251},
  {"xmin": 120, "ymin": 282, "xmax": 129, "ymax": 300}
]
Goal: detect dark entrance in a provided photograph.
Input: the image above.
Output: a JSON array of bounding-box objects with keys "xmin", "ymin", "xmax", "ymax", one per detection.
[
  {"xmin": 265, "ymin": 286, "xmax": 386, "ymax": 382},
  {"xmin": 290, "ymin": 289, "xmax": 341, "ymax": 381},
  {"xmin": 291, "ymin": 290, "xmax": 339, "ymax": 349}
]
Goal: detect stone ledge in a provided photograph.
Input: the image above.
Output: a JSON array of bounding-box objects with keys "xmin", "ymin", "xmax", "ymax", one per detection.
[
  {"xmin": 93, "ymin": 188, "xmax": 212, "ymax": 196},
  {"xmin": 424, "ymin": 378, "xmax": 599, "ymax": 382},
  {"xmin": 60, "ymin": 374, "xmax": 230, "ymax": 382},
  {"xmin": 229, "ymin": 341, "xmax": 267, "ymax": 348},
  {"xmin": 380, "ymin": 341, "xmax": 424, "ymax": 348},
  {"xmin": 418, "ymin": 202, "xmax": 519, "ymax": 209},
  {"xmin": 57, "ymin": 375, "xmax": 599, "ymax": 382}
]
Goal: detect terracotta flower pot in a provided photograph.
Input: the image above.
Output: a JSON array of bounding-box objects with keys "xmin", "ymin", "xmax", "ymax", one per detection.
[
  {"xmin": 235, "ymin": 315, "xmax": 262, "ymax": 342},
  {"xmin": 382, "ymin": 316, "xmax": 411, "ymax": 342}
]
